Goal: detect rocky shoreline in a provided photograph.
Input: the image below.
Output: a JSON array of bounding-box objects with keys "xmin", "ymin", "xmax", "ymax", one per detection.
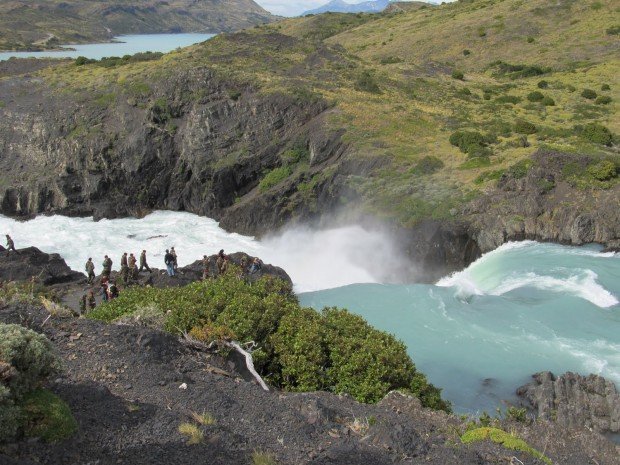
[{"xmin": 0, "ymin": 246, "xmax": 619, "ymax": 464}]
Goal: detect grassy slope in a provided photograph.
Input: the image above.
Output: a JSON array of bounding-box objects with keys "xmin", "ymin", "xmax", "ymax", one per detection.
[
  {"xmin": 0, "ymin": 0, "xmax": 274, "ymax": 51},
  {"xmin": 26, "ymin": 0, "xmax": 620, "ymax": 228}
]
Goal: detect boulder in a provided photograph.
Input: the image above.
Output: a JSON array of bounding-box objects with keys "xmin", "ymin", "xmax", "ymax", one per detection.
[
  {"xmin": 0, "ymin": 247, "xmax": 85, "ymax": 285},
  {"xmin": 517, "ymin": 371, "xmax": 620, "ymax": 434}
]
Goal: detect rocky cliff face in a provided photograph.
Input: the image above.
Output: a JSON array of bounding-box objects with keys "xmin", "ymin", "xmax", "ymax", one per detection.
[
  {"xmin": 0, "ymin": 60, "xmax": 617, "ymax": 281},
  {"xmin": 517, "ymin": 371, "xmax": 620, "ymax": 435}
]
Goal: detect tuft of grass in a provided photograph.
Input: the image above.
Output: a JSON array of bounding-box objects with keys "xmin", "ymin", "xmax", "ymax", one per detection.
[
  {"xmin": 21, "ymin": 389, "xmax": 77, "ymax": 443},
  {"xmin": 178, "ymin": 422, "xmax": 203, "ymax": 445},
  {"xmin": 259, "ymin": 166, "xmax": 293, "ymax": 192},
  {"xmin": 252, "ymin": 451, "xmax": 278, "ymax": 465},
  {"xmin": 461, "ymin": 427, "xmax": 552, "ymax": 465},
  {"xmin": 190, "ymin": 410, "xmax": 216, "ymax": 426}
]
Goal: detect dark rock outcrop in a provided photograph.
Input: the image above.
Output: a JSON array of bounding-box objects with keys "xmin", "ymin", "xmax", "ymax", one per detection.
[
  {"xmin": 465, "ymin": 151, "xmax": 620, "ymax": 253},
  {"xmin": 0, "ymin": 247, "xmax": 85, "ymax": 285},
  {"xmin": 517, "ymin": 371, "xmax": 620, "ymax": 434}
]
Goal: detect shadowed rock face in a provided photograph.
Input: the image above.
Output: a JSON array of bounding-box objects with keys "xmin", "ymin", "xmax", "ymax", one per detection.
[
  {"xmin": 517, "ymin": 371, "xmax": 620, "ymax": 434},
  {"xmin": 0, "ymin": 247, "xmax": 85, "ymax": 285}
]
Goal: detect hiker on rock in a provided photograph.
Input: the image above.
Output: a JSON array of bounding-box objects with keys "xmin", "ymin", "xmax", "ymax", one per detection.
[
  {"xmin": 5, "ymin": 235, "xmax": 16, "ymax": 253},
  {"xmin": 216, "ymin": 249, "xmax": 227, "ymax": 275},
  {"xmin": 139, "ymin": 250, "xmax": 151, "ymax": 273},
  {"xmin": 120, "ymin": 253, "xmax": 129, "ymax": 283},
  {"xmin": 108, "ymin": 281, "xmax": 119, "ymax": 300},
  {"xmin": 170, "ymin": 247, "xmax": 178, "ymax": 271},
  {"xmin": 249, "ymin": 257, "xmax": 263, "ymax": 274},
  {"xmin": 87, "ymin": 290, "xmax": 96, "ymax": 310},
  {"xmin": 100, "ymin": 277, "xmax": 109, "ymax": 302},
  {"xmin": 239, "ymin": 256, "xmax": 248, "ymax": 279},
  {"xmin": 79, "ymin": 294, "xmax": 88, "ymax": 314},
  {"xmin": 85, "ymin": 257, "xmax": 96, "ymax": 284},
  {"xmin": 128, "ymin": 253, "xmax": 137, "ymax": 281},
  {"xmin": 164, "ymin": 249, "xmax": 175, "ymax": 277},
  {"xmin": 102, "ymin": 255, "xmax": 113, "ymax": 278},
  {"xmin": 202, "ymin": 255, "xmax": 210, "ymax": 280}
]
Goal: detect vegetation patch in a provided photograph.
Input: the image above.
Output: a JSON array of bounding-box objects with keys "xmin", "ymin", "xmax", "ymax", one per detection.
[
  {"xmin": 461, "ymin": 427, "xmax": 551, "ymax": 464},
  {"xmin": 88, "ymin": 274, "xmax": 450, "ymax": 411},
  {"xmin": 178, "ymin": 422, "xmax": 203, "ymax": 445},
  {"xmin": 21, "ymin": 389, "xmax": 77, "ymax": 443},
  {"xmin": 259, "ymin": 166, "xmax": 293, "ymax": 192},
  {"xmin": 410, "ymin": 156, "xmax": 444, "ymax": 175},
  {"xmin": 514, "ymin": 119, "xmax": 537, "ymax": 134},
  {"xmin": 581, "ymin": 88, "xmax": 597, "ymax": 100},
  {"xmin": 580, "ymin": 123, "xmax": 613, "ymax": 145},
  {"xmin": 354, "ymin": 70, "xmax": 382, "ymax": 94},
  {"xmin": 490, "ymin": 61, "xmax": 549, "ymax": 79}
]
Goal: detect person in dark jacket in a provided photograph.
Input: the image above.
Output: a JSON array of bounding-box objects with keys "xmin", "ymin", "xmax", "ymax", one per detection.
[{"xmin": 164, "ymin": 249, "xmax": 175, "ymax": 276}]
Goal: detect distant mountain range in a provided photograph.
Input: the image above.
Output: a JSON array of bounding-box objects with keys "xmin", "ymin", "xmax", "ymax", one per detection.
[{"xmin": 302, "ymin": 0, "xmax": 393, "ymax": 15}]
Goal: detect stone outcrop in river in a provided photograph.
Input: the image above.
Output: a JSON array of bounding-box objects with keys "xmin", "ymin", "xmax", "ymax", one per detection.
[{"xmin": 517, "ymin": 371, "xmax": 620, "ymax": 434}]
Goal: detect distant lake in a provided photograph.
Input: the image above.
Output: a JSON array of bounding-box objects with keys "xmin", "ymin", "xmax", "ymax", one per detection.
[{"xmin": 0, "ymin": 33, "xmax": 216, "ymax": 62}]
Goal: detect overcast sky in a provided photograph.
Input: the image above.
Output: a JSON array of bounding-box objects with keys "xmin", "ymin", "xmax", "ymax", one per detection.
[{"xmin": 254, "ymin": 0, "xmax": 440, "ymax": 17}]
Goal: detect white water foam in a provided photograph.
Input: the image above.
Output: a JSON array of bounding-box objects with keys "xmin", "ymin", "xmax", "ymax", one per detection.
[
  {"xmin": 492, "ymin": 270, "xmax": 618, "ymax": 308},
  {"xmin": 437, "ymin": 241, "xmax": 618, "ymax": 308},
  {"xmin": 0, "ymin": 212, "xmax": 402, "ymax": 293}
]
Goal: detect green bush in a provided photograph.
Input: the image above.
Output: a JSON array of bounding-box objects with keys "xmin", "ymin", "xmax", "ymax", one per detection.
[
  {"xmin": 541, "ymin": 96, "xmax": 555, "ymax": 106},
  {"xmin": 495, "ymin": 95, "xmax": 521, "ymax": 104},
  {"xmin": 463, "ymin": 49, "xmax": 471, "ymax": 56},
  {"xmin": 606, "ymin": 25, "xmax": 620, "ymax": 35},
  {"xmin": 474, "ymin": 169, "xmax": 505, "ymax": 184},
  {"xmin": 595, "ymin": 95, "xmax": 612, "ymax": 105},
  {"xmin": 581, "ymin": 88, "xmax": 597, "ymax": 99},
  {"xmin": 449, "ymin": 130, "xmax": 486, "ymax": 154},
  {"xmin": 527, "ymin": 91, "xmax": 544, "ymax": 102},
  {"xmin": 581, "ymin": 123, "xmax": 613, "ymax": 145},
  {"xmin": 537, "ymin": 80, "xmax": 549, "ymax": 89},
  {"xmin": 259, "ymin": 166, "xmax": 293, "ymax": 192},
  {"xmin": 587, "ymin": 160, "xmax": 617, "ymax": 181},
  {"xmin": 514, "ymin": 119, "xmax": 537, "ymax": 134},
  {"xmin": 566, "ymin": 84, "xmax": 576, "ymax": 92},
  {"xmin": 489, "ymin": 61, "xmax": 548, "ymax": 79},
  {"xmin": 354, "ymin": 71, "xmax": 381, "ymax": 94},
  {"xmin": 526, "ymin": 36, "xmax": 535, "ymax": 43},
  {"xmin": 451, "ymin": 70, "xmax": 465, "ymax": 80},
  {"xmin": 0, "ymin": 325, "xmax": 61, "ymax": 400},
  {"xmin": 0, "ymin": 325, "xmax": 62, "ymax": 443},
  {"xmin": 89, "ymin": 275, "xmax": 450, "ymax": 411},
  {"xmin": 411, "ymin": 156, "xmax": 444, "ymax": 175},
  {"xmin": 601, "ymin": 84, "xmax": 610, "ymax": 91}
]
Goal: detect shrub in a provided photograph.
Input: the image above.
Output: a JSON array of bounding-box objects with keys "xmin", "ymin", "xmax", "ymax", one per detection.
[
  {"xmin": 411, "ymin": 156, "xmax": 444, "ymax": 175},
  {"xmin": 508, "ymin": 159, "xmax": 532, "ymax": 179},
  {"xmin": 90, "ymin": 276, "xmax": 450, "ymax": 411},
  {"xmin": 541, "ymin": 96, "xmax": 555, "ymax": 106},
  {"xmin": 587, "ymin": 160, "xmax": 617, "ymax": 181},
  {"xmin": 489, "ymin": 61, "xmax": 548, "ymax": 79},
  {"xmin": 601, "ymin": 84, "xmax": 610, "ymax": 91},
  {"xmin": 526, "ymin": 36, "xmax": 535, "ymax": 43},
  {"xmin": 451, "ymin": 70, "xmax": 465, "ymax": 80},
  {"xmin": 514, "ymin": 119, "xmax": 537, "ymax": 134},
  {"xmin": 495, "ymin": 95, "xmax": 521, "ymax": 104},
  {"xmin": 281, "ymin": 145, "xmax": 310, "ymax": 166},
  {"xmin": 566, "ymin": 84, "xmax": 576, "ymax": 92},
  {"xmin": 505, "ymin": 406, "xmax": 528, "ymax": 423},
  {"xmin": 354, "ymin": 71, "xmax": 381, "ymax": 94},
  {"xmin": 606, "ymin": 25, "xmax": 620, "ymax": 35},
  {"xmin": 595, "ymin": 95, "xmax": 612, "ymax": 105},
  {"xmin": 463, "ymin": 49, "xmax": 471, "ymax": 56},
  {"xmin": 527, "ymin": 91, "xmax": 544, "ymax": 102},
  {"xmin": 581, "ymin": 88, "xmax": 597, "ymax": 99},
  {"xmin": 449, "ymin": 130, "xmax": 486, "ymax": 154},
  {"xmin": 537, "ymin": 80, "xmax": 549, "ymax": 89},
  {"xmin": 0, "ymin": 325, "xmax": 60, "ymax": 400},
  {"xmin": 259, "ymin": 166, "xmax": 292, "ymax": 192},
  {"xmin": 474, "ymin": 169, "xmax": 505, "ymax": 185},
  {"xmin": 461, "ymin": 427, "xmax": 551, "ymax": 464},
  {"xmin": 0, "ymin": 325, "xmax": 63, "ymax": 443},
  {"xmin": 581, "ymin": 123, "xmax": 613, "ymax": 145}
]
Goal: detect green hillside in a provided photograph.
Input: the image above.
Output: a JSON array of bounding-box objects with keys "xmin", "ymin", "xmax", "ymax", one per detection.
[{"xmin": 5, "ymin": 0, "xmax": 620, "ymax": 232}]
